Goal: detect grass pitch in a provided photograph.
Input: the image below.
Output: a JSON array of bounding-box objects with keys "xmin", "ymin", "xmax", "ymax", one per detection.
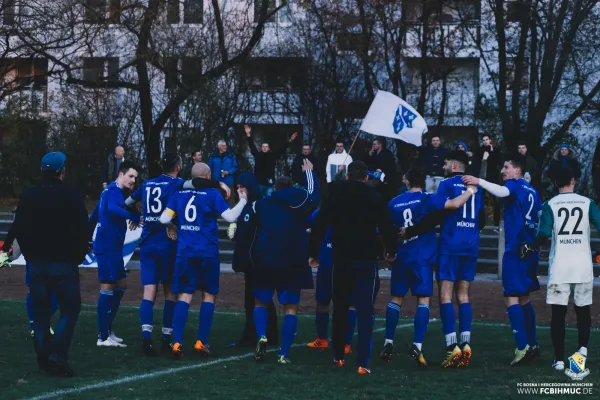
[{"xmin": 0, "ymin": 299, "xmax": 598, "ymax": 400}]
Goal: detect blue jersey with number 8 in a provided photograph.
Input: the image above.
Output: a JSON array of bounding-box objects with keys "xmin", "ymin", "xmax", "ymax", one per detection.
[
  {"xmin": 437, "ymin": 175, "xmax": 484, "ymax": 256},
  {"xmin": 503, "ymin": 178, "xmax": 541, "ymax": 253},
  {"xmin": 131, "ymin": 174, "xmax": 184, "ymax": 247}
]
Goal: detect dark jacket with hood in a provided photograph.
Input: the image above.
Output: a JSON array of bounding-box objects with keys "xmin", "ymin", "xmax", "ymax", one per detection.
[
  {"xmin": 419, "ymin": 145, "xmax": 448, "ymax": 177},
  {"xmin": 247, "ymin": 136, "xmax": 291, "ymax": 187},
  {"xmin": 232, "ymin": 172, "xmax": 262, "ymax": 273},
  {"xmin": 248, "ymin": 170, "xmax": 319, "ymax": 290},
  {"xmin": 548, "ymin": 145, "xmax": 581, "ymax": 181}
]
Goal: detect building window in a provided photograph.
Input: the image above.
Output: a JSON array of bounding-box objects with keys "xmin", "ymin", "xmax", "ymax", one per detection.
[
  {"xmin": 184, "ymin": 0, "xmax": 203, "ymax": 24},
  {"xmin": 506, "ymin": 0, "xmax": 530, "ymax": 23},
  {"xmin": 2, "ymin": 0, "xmax": 16, "ymax": 25},
  {"xmin": 1, "ymin": 58, "xmax": 48, "ymax": 91},
  {"xmin": 164, "ymin": 57, "xmax": 179, "ymax": 90},
  {"xmin": 506, "ymin": 57, "xmax": 529, "ymax": 91},
  {"xmin": 82, "ymin": 57, "xmax": 119, "ymax": 83},
  {"xmin": 403, "ymin": 0, "xmax": 480, "ymax": 24},
  {"xmin": 181, "ymin": 57, "xmax": 202, "ymax": 88},
  {"xmin": 242, "ymin": 57, "xmax": 306, "ymax": 92},
  {"xmin": 254, "ymin": 0, "xmax": 291, "ymax": 24},
  {"xmin": 167, "ymin": 0, "xmax": 180, "ymax": 23},
  {"xmin": 84, "ymin": 0, "xmax": 121, "ymax": 24}
]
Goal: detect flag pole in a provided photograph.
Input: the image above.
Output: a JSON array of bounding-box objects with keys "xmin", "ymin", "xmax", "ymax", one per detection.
[{"xmin": 341, "ymin": 130, "xmax": 361, "ymax": 167}]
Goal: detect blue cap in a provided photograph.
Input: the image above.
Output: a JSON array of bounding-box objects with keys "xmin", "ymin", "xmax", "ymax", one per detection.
[
  {"xmin": 41, "ymin": 152, "xmax": 66, "ymax": 172},
  {"xmin": 559, "ymin": 144, "xmax": 569, "ymax": 150}
]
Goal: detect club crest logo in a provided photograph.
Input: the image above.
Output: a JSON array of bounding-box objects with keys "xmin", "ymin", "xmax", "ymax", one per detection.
[
  {"xmin": 566, "ymin": 352, "xmax": 590, "ymax": 380},
  {"xmin": 393, "ymin": 105, "xmax": 417, "ymax": 134}
]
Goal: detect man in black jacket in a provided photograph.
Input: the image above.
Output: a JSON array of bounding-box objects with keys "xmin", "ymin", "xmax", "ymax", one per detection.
[
  {"xmin": 11, "ymin": 152, "xmax": 89, "ymax": 377},
  {"xmin": 366, "ymin": 137, "xmax": 398, "ymax": 201},
  {"xmin": 291, "ymin": 143, "xmax": 318, "ymax": 185},
  {"xmin": 244, "ymin": 124, "xmax": 298, "ymax": 196},
  {"xmin": 309, "ymin": 160, "xmax": 397, "ymax": 374}
]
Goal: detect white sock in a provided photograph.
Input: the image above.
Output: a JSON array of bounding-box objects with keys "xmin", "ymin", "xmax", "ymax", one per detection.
[
  {"xmin": 579, "ymin": 347, "xmax": 588, "ymax": 357},
  {"xmin": 445, "ymin": 333, "xmax": 457, "ymax": 347},
  {"xmin": 384, "ymin": 339, "xmax": 393, "ymax": 346},
  {"xmin": 414, "ymin": 342, "xmax": 422, "ymax": 351},
  {"xmin": 460, "ymin": 331, "xmax": 471, "ymax": 344}
]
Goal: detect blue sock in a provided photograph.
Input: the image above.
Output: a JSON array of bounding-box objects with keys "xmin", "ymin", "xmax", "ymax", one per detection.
[
  {"xmin": 440, "ymin": 303, "xmax": 457, "ymax": 346},
  {"xmin": 172, "ymin": 301, "xmax": 190, "ymax": 345},
  {"xmin": 507, "ymin": 304, "xmax": 528, "ymax": 350},
  {"xmin": 50, "ymin": 292, "xmax": 58, "ymax": 317},
  {"xmin": 280, "ymin": 314, "xmax": 298, "ymax": 357},
  {"xmin": 97, "ymin": 290, "xmax": 113, "ymax": 341},
  {"xmin": 414, "ymin": 304, "xmax": 430, "ymax": 345},
  {"xmin": 458, "ymin": 302, "xmax": 472, "ymax": 344},
  {"xmin": 385, "ymin": 302, "xmax": 401, "ymax": 341},
  {"xmin": 315, "ymin": 311, "xmax": 329, "ymax": 340},
  {"xmin": 26, "ymin": 292, "xmax": 34, "ymax": 331},
  {"xmin": 198, "ymin": 302, "xmax": 215, "ymax": 344},
  {"xmin": 140, "ymin": 299, "xmax": 154, "ymax": 339},
  {"xmin": 162, "ymin": 300, "xmax": 176, "ymax": 338},
  {"xmin": 110, "ymin": 288, "xmax": 125, "ymax": 332},
  {"xmin": 254, "ymin": 306, "xmax": 268, "ymax": 339},
  {"xmin": 522, "ymin": 302, "xmax": 537, "ymax": 347},
  {"xmin": 346, "ymin": 309, "xmax": 357, "ymax": 345}
]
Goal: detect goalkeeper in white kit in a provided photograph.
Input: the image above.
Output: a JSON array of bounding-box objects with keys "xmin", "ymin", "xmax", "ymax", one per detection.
[{"xmin": 520, "ymin": 167, "xmax": 600, "ymax": 374}]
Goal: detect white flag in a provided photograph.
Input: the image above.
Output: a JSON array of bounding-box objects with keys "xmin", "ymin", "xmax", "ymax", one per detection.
[{"xmin": 359, "ymin": 90, "xmax": 428, "ymax": 147}]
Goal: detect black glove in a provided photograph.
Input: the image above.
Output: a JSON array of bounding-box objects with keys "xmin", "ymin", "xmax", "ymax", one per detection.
[{"xmin": 518, "ymin": 242, "xmax": 536, "ymax": 260}]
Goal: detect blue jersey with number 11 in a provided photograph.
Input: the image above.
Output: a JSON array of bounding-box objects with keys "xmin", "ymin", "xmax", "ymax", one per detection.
[
  {"xmin": 437, "ymin": 175, "xmax": 484, "ymax": 256},
  {"xmin": 503, "ymin": 178, "xmax": 541, "ymax": 253},
  {"xmin": 131, "ymin": 174, "xmax": 183, "ymax": 247}
]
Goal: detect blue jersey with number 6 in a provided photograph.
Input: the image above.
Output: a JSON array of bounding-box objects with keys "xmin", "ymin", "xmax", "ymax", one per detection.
[
  {"xmin": 437, "ymin": 175, "xmax": 484, "ymax": 256},
  {"xmin": 131, "ymin": 174, "xmax": 183, "ymax": 247},
  {"xmin": 166, "ymin": 188, "xmax": 229, "ymax": 258},
  {"xmin": 503, "ymin": 178, "xmax": 541, "ymax": 254}
]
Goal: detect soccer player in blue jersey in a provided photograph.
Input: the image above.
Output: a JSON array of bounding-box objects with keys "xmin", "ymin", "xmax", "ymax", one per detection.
[
  {"xmin": 251, "ymin": 161, "xmax": 319, "ymax": 364},
  {"xmin": 434, "ymin": 150, "xmax": 486, "ymax": 368},
  {"xmin": 463, "ymin": 154, "xmax": 542, "ymax": 366},
  {"xmin": 384, "ymin": 167, "xmax": 478, "ymax": 367},
  {"xmin": 90, "ymin": 161, "xmax": 141, "ymax": 348},
  {"xmin": 160, "ymin": 163, "xmax": 247, "ymax": 358},
  {"xmin": 306, "ymin": 219, "xmax": 356, "ymax": 355}
]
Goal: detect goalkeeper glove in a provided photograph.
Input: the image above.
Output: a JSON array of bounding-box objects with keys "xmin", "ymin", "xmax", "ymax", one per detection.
[
  {"xmin": 518, "ymin": 242, "xmax": 536, "ymax": 260},
  {"xmin": 227, "ymin": 223, "xmax": 237, "ymax": 240}
]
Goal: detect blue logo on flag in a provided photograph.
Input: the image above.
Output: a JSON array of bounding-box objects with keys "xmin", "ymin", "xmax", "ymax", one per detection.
[{"xmin": 393, "ymin": 105, "xmax": 417, "ymax": 134}]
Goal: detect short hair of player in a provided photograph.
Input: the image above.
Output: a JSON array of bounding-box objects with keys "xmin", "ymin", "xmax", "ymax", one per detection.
[
  {"xmin": 445, "ymin": 149, "xmax": 469, "ymax": 170},
  {"xmin": 275, "ymin": 176, "xmax": 294, "ymax": 191},
  {"xmin": 503, "ymin": 153, "xmax": 525, "ymax": 174},
  {"xmin": 162, "ymin": 153, "xmax": 182, "ymax": 173},
  {"xmin": 553, "ymin": 167, "xmax": 574, "ymax": 188},
  {"xmin": 347, "ymin": 160, "xmax": 368, "ymax": 181},
  {"xmin": 405, "ymin": 167, "xmax": 426, "ymax": 189},
  {"xmin": 118, "ymin": 161, "xmax": 140, "ymax": 175}
]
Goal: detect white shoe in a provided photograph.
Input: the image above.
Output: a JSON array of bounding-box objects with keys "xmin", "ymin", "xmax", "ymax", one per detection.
[
  {"xmin": 109, "ymin": 331, "xmax": 124, "ymax": 343},
  {"xmin": 97, "ymin": 337, "xmax": 127, "ymax": 348},
  {"xmin": 552, "ymin": 360, "xmax": 565, "ymax": 371}
]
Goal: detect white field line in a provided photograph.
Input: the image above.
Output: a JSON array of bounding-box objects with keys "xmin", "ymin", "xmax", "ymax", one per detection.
[{"xmin": 22, "ymin": 322, "xmax": 420, "ymax": 400}]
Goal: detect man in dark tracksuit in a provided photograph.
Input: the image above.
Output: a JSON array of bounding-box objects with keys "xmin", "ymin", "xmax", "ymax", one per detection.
[
  {"xmin": 309, "ymin": 160, "xmax": 397, "ymax": 374},
  {"xmin": 229, "ymin": 172, "xmax": 278, "ymax": 347},
  {"xmin": 12, "ymin": 152, "xmax": 89, "ymax": 377}
]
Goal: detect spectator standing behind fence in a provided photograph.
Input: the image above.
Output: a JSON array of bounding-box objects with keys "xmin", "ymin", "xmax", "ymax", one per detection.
[
  {"xmin": 474, "ymin": 134, "xmax": 502, "ymax": 226},
  {"xmin": 366, "ymin": 137, "xmax": 398, "ymax": 200},
  {"xmin": 102, "ymin": 146, "xmax": 125, "ymax": 189},
  {"xmin": 208, "ymin": 141, "xmax": 238, "ymax": 207},
  {"xmin": 12, "ymin": 152, "xmax": 88, "ymax": 377},
  {"xmin": 517, "ymin": 142, "xmax": 540, "ymax": 191},
  {"xmin": 245, "ymin": 124, "xmax": 298, "ymax": 197},
  {"xmin": 292, "ymin": 143, "xmax": 318, "ymax": 186},
  {"xmin": 547, "ymin": 144, "xmax": 582, "ymax": 192},
  {"xmin": 181, "ymin": 151, "xmax": 202, "ymax": 180},
  {"xmin": 456, "ymin": 142, "xmax": 475, "ymax": 175},
  {"xmin": 419, "ymin": 135, "xmax": 448, "ymax": 193},
  {"xmin": 326, "ymin": 140, "xmax": 353, "ymax": 183}
]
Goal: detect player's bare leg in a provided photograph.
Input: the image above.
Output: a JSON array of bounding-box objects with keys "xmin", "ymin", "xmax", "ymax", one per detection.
[
  {"xmin": 455, "ymin": 281, "xmax": 472, "ymax": 367},
  {"xmin": 381, "ymin": 295, "xmax": 403, "ymax": 362},
  {"xmin": 440, "ymin": 280, "xmax": 461, "ymax": 367}
]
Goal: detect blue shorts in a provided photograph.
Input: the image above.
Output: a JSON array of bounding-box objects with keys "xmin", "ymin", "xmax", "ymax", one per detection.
[
  {"xmin": 437, "ymin": 255, "xmax": 477, "ymax": 282},
  {"xmin": 391, "ymin": 261, "xmax": 434, "ymax": 297},
  {"xmin": 502, "ymin": 252, "xmax": 540, "ymax": 297},
  {"xmin": 254, "ymin": 289, "xmax": 300, "ymax": 305},
  {"xmin": 97, "ymin": 253, "xmax": 126, "ymax": 283},
  {"xmin": 315, "ymin": 265, "xmax": 355, "ymax": 305},
  {"xmin": 139, "ymin": 244, "xmax": 175, "ymax": 286},
  {"xmin": 172, "ymin": 256, "xmax": 220, "ymax": 295}
]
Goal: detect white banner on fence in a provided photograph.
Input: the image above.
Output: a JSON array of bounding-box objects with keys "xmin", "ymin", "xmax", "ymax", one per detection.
[{"xmin": 10, "ymin": 223, "xmax": 142, "ymax": 268}]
